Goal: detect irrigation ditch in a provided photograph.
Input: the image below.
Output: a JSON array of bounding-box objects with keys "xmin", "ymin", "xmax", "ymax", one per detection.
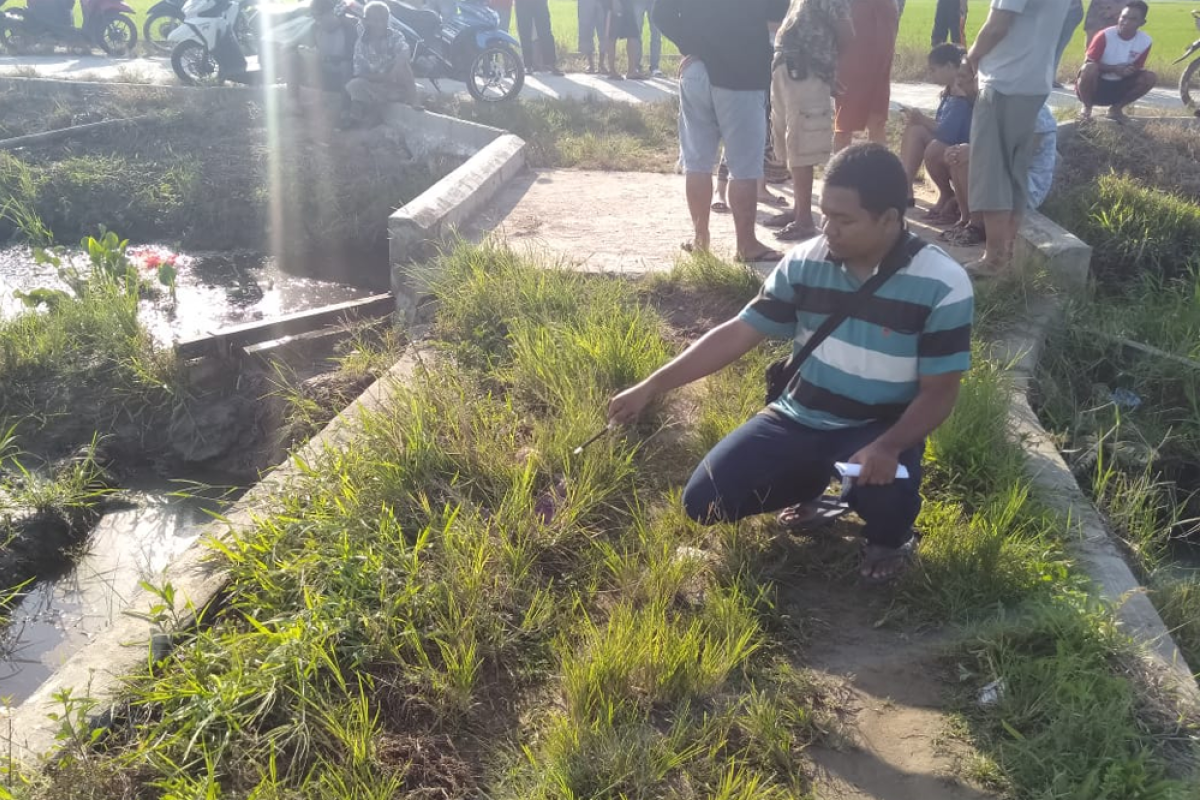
[
  {"xmin": 2, "ymin": 82, "xmax": 1200, "ymax": 800},
  {"xmin": 0, "ymin": 75, "xmax": 523, "ymax": 756}
]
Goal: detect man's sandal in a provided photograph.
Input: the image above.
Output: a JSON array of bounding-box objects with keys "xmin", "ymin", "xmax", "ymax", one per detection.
[
  {"xmin": 776, "ymin": 496, "xmax": 849, "ymax": 535},
  {"xmin": 859, "ymin": 537, "xmax": 917, "ymax": 585}
]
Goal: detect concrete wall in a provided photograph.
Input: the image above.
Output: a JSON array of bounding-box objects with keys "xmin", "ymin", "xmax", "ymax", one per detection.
[{"xmin": 384, "ymin": 105, "xmax": 527, "ymax": 322}]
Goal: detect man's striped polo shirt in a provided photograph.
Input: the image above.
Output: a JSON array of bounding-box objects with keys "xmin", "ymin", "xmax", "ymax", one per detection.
[{"xmin": 739, "ymin": 233, "xmax": 974, "ymax": 430}]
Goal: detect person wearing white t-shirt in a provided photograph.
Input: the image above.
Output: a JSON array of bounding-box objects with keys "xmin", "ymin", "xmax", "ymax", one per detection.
[{"xmin": 1077, "ymin": 0, "xmax": 1156, "ymax": 122}]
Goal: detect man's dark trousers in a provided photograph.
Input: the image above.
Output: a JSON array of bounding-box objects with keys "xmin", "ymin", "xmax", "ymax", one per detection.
[
  {"xmin": 931, "ymin": 0, "xmax": 962, "ymax": 45},
  {"xmin": 682, "ymin": 410, "xmax": 923, "ymax": 548}
]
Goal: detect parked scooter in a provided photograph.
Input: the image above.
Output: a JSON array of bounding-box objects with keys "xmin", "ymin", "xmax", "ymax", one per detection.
[
  {"xmin": 1175, "ymin": 9, "xmax": 1200, "ymax": 114},
  {"xmin": 382, "ymin": 0, "xmax": 523, "ymax": 102},
  {"xmin": 0, "ymin": 0, "xmax": 137, "ymax": 56},
  {"xmin": 143, "ymin": 0, "xmax": 257, "ymax": 56},
  {"xmin": 167, "ymin": 0, "xmax": 254, "ymax": 85}
]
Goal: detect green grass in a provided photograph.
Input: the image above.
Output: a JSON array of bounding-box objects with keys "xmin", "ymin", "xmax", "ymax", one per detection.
[
  {"xmin": 427, "ymin": 94, "xmax": 680, "ymax": 171},
  {"xmin": 0, "ymin": 232, "xmax": 179, "ymax": 453},
  {"xmin": 8, "ymin": 247, "xmax": 1196, "ymax": 800}
]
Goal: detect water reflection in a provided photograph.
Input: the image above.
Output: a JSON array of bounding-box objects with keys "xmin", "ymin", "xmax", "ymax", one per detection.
[
  {"xmin": 0, "ymin": 246, "xmax": 375, "ymax": 344},
  {"xmin": 0, "ymin": 479, "xmax": 236, "ymax": 706}
]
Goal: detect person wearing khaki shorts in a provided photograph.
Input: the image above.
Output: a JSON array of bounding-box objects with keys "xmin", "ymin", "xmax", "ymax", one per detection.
[
  {"xmin": 770, "ymin": 66, "xmax": 833, "ymax": 240},
  {"xmin": 768, "ymin": 0, "xmax": 854, "ymax": 242}
]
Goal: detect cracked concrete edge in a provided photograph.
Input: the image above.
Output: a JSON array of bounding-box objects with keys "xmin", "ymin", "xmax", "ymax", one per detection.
[
  {"xmin": 0, "ymin": 352, "xmax": 424, "ymax": 768},
  {"xmin": 996, "ymin": 219, "xmax": 1200, "ymax": 712},
  {"xmin": 388, "ymin": 130, "xmax": 527, "ymax": 320}
]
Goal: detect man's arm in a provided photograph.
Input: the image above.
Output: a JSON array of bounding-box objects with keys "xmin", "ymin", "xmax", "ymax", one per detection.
[
  {"xmin": 849, "ymin": 371, "xmax": 962, "ymax": 484},
  {"xmin": 966, "ymin": 6, "xmax": 1018, "ymax": 70},
  {"xmin": 608, "ymin": 318, "xmax": 767, "ymax": 424}
]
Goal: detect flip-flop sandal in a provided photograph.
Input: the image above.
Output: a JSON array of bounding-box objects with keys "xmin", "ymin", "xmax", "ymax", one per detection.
[
  {"xmin": 777, "ymin": 495, "xmax": 849, "ymax": 534},
  {"xmin": 760, "ymin": 193, "xmax": 788, "ymax": 207},
  {"xmin": 859, "ymin": 537, "xmax": 917, "ymax": 586},
  {"xmin": 711, "ymin": 201, "xmax": 731, "ymax": 213},
  {"xmin": 775, "ymin": 221, "xmax": 818, "ymax": 242},
  {"xmin": 606, "ymin": 73, "xmax": 625, "ymax": 81},
  {"xmin": 736, "ymin": 247, "xmax": 785, "ymax": 264},
  {"xmin": 762, "ymin": 211, "xmax": 794, "ymax": 228}
]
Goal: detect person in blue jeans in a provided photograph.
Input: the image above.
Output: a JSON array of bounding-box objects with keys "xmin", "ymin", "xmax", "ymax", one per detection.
[
  {"xmin": 630, "ymin": 0, "xmax": 664, "ymax": 77},
  {"xmin": 900, "ymin": 43, "xmax": 975, "ymax": 222},
  {"xmin": 609, "ymin": 145, "xmax": 974, "ymax": 583}
]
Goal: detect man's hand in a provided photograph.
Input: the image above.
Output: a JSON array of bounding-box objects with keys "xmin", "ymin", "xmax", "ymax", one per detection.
[
  {"xmin": 848, "ymin": 440, "xmax": 902, "ymax": 486},
  {"xmin": 608, "ymin": 383, "xmax": 655, "ymax": 425}
]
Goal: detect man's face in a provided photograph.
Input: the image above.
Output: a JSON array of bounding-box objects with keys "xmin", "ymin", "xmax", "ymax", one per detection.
[
  {"xmin": 364, "ymin": 6, "xmax": 389, "ymax": 34},
  {"xmin": 820, "ymin": 185, "xmax": 895, "ymax": 262},
  {"xmin": 1116, "ymin": 7, "xmax": 1145, "ymax": 38}
]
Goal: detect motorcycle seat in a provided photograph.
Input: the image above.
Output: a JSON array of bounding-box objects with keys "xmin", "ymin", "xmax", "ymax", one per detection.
[{"xmin": 388, "ymin": 1, "xmax": 438, "ymax": 38}]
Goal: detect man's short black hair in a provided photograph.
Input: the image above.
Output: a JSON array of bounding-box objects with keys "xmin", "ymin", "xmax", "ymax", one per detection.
[
  {"xmin": 928, "ymin": 43, "xmax": 965, "ymax": 67},
  {"xmin": 824, "ymin": 143, "xmax": 909, "ymax": 218},
  {"xmin": 1125, "ymin": 0, "xmax": 1148, "ymax": 19}
]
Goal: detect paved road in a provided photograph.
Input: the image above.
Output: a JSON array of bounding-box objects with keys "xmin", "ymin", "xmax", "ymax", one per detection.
[{"xmin": 0, "ymin": 53, "xmax": 1184, "ymax": 112}]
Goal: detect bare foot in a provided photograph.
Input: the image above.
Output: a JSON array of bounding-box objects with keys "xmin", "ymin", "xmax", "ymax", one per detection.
[
  {"xmin": 1106, "ymin": 106, "xmax": 1129, "ymax": 124},
  {"xmin": 1078, "ymin": 107, "xmax": 1093, "ymax": 122}
]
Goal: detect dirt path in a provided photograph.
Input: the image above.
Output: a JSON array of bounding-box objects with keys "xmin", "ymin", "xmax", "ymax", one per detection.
[
  {"xmin": 474, "ymin": 168, "xmax": 997, "ymax": 799},
  {"xmin": 783, "ymin": 570, "xmax": 993, "ymax": 800},
  {"xmin": 471, "ymin": 168, "xmax": 980, "ymax": 273}
]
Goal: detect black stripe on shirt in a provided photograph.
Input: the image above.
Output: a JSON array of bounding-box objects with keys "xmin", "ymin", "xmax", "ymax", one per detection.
[
  {"xmin": 788, "ymin": 380, "xmax": 910, "ymax": 422},
  {"xmin": 746, "ymin": 293, "xmax": 797, "ymax": 324},
  {"xmin": 789, "ymin": 285, "xmax": 932, "ymax": 333},
  {"xmin": 918, "ymin": 325, "xmax": 972, "ymax": 359}
]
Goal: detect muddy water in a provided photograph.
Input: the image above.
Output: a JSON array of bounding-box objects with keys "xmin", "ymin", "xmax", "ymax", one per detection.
[
  {"xmin": 0, "ymin": 479, "xmax": 237, "ymax": 707},
  {"xmin": 0, "ymin": 246, "xmax": 375, "ymax": 343}
]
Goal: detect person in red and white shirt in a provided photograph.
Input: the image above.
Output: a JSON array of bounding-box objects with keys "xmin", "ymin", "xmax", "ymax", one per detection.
[{"xmin": 1076, "ymin": 0, "xmax": 1156, "ymax": 122}]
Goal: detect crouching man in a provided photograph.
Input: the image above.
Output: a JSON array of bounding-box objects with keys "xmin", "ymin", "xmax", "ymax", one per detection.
[
  {"xmin": 608, "ymin": 144, "xmax": 974, "ymax": 583},
  {"xmin": 345, "ymin": 1, "xmax": 420, "ymax": 126}
]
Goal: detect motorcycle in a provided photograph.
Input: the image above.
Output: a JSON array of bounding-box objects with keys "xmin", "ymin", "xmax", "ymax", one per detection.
[
  {"xmin": 0, "ymin": 0, "xmax": 137, "ymax": 56},
  {"xmin": 382, "ymin": 0, "xmax": 523, "ymax": 102},
  {"xmin": 143, "ymin": 0, "xmax": 257, "ymax": 56},
  {"xmin": 167, "ymin": 0, "xmax": 253, "ymax": 85},
  {"xmin": 1176, "ymin": 9, "xmax": 1200, "ymax": 114}
]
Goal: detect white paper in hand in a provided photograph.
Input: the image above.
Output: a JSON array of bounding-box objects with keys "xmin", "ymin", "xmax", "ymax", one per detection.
[{"xmin": 834, "ymin": 462, "xmax": 910, "ymax": 480}]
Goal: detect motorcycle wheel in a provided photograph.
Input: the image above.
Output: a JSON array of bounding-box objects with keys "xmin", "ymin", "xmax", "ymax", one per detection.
[
  {"xmin": 466, "ymin": 44, "xmax": 523, "ymax": 103},
  {"xmin": 98, "ymin": 13, "xmax": 137, "ymax": 56},
  {"xmin": 1181, "ymin": 58, "xmax": 1200, "ymax": 110},
  {"xmin": 171, "ymin": 39, "xmax": 218, "ymax": 85},
  {"xmin": 143, "ymin": 9, "xmax": 183, "ymax": 56},
  {"xmin": 0, "ymin": 9, "xmax": 29, "ymax": 55}
]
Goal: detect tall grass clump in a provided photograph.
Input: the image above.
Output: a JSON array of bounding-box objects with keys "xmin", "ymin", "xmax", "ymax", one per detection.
[
  {"xmin": 1045, "ymin": 174, "xmax": 1200, "ymax": 286},
  {"xmin": 0, "ymin": 229, "xmax": 178, "ymax": 448}
]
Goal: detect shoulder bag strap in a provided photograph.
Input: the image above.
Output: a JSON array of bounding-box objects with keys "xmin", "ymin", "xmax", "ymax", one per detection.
[{"xmin": 777, "ymin": 233, "xmax": 927, "ymax": 386}]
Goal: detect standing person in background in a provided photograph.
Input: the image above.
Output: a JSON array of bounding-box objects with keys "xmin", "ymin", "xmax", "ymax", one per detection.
[
  {"xmin": 1083, "ymin": 0, "xmax": 1124, "ymax": 48},
  {"xmin": 578, "ymin": 0, "xmax": 606, "ymax": 73},
  {"xmin": 654, "ymin": 0, "xmax": 790, "ymax": 262},
  {"xmin": 932, "ymin": 0, "xmax": 967, "ymax": 44},
  {"xmin": 630, "ymin": 0, "xmax": 664, "ymax": 77},
  {"xmin": 489, "ymin": 0, "xmax": 513, "ymax": 31},
  {"xmin": 964, "ymin": 0, "xmax": 1069, "ymax": 275},
  {"xmin": 769, "ymin": 0, "xmax": 853, "ymax": 242},
  {"xmin": 601, "ymin": 0, "xmax": 641, "ymax": 79},
  {"xmin": 833, "ymin": 0, "xmax": 899, "ymax": 150},
  {"xmin": 515, "ymin": 0, "xmax": 563, "ymax": 74},
  {"xmin": 1052, "ymin": 0, "xmax": 1084, "ymax": 86}
]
